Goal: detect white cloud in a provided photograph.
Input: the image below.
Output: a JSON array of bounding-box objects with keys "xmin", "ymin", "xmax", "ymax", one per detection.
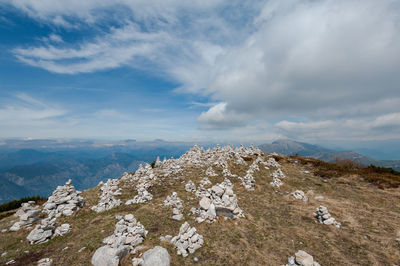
[{"xmin": 5, "ymin": 0, "xmax": 400, "ymax": 141}]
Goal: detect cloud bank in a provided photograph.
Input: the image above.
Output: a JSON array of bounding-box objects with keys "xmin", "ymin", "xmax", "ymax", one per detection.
[{"xmin": 5, "ymin": 0, "xmax": 400, "ymax": 141}]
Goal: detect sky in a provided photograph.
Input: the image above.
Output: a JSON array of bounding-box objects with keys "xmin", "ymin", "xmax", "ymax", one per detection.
[{"xmin": 0, "ymin": 0, "xmax": 400, "ymax": 150}]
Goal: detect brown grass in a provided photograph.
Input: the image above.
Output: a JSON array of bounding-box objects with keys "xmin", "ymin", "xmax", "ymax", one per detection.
[{"xmin": 0, "ymin": 154, "xmax": 399, "ymax": 265}]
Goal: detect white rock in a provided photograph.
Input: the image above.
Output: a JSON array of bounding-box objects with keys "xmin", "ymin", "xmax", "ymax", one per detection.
[{"xmin": 141, "ymin": 246, "xmax": 170, "ymax": 266}]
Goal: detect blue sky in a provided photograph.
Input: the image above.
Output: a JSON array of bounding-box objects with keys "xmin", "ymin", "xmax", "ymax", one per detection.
[{"xmin": 0, "ymin": 0, "xmax": 400, "ymax": 149}]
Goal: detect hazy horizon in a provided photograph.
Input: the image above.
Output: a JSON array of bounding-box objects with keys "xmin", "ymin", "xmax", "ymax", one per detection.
[{"xmin": 1, "ymin": 0, "xmax": 400, "ymax": 156}]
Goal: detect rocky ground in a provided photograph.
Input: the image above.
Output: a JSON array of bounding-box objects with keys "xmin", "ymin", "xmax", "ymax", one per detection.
[{"xmin": 0, "ymin": 145, "xmax": 399, "ymax": 265}]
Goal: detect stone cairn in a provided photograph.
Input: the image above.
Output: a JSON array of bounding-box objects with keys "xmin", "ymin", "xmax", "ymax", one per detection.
[
  {"xmin": 170, "ymin": 222, "xmax": 204, "ymax": 257},
  {"xmin": 26, "ymin": 179, "xmax": 82, "ymax": 244},
  {"xmin": 9, "ymin": 201, "xmax": 41, "ymax": 231},
  {"xmin": 26, "ymin": 218, "xmax": 70, "ymax": 244},
  {"xmin": 163, "ymin": 192, "xmax": 184, "ymax": 221},
  {"xmin": 285, "ymin": 250, "xmax": 321, "ymax": 266},
  {"xmin": 313, "ymin": 206, "xmax": 341, "ymax": 228},
  {"xmin": 222, "ymin": 168, "xmax": 237, "ymax": 178},
  {"xmin": 185, "ymin": 180, "xmax": 196, "ymax": 193},
  {"xmin": 205, "ymin": 166, "xmax": 218, "ymax": 177},
  {"xmin": 192, "ymin": 178, "xmax": 244, "ymax": 223},
  {"xmin": 43, "ymin": 179, "xmax": 84, "ymax": 218},
  {"xmin": 291, "ymin": 190, "xmax": 308, "ymax": 202},
  {"xmin": 263, "ymin": 157, "xmax": 280, "ymax": 168},
  {"xmin": 91, "ymin": 214, "xmax": 148, "ymax": 266},
  {"xmin": 239, "ymin": 160, "xmax": 260, "ymax": 190},
  {"xmin": 125, "ymin": 164, "xmax": 156, "ymax": 205},
  {"xmin": 270, "ymin": 168, "xmax": 285, "ymax": 187},
  {"xmin": 91, "ymin": 178, "xmax": 122, "ymax": 213}
]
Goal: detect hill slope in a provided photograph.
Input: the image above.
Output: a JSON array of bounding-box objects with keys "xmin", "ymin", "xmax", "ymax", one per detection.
[{"xmin": 0, "ymin": 145, "xmax": 399, "ymax": 265}]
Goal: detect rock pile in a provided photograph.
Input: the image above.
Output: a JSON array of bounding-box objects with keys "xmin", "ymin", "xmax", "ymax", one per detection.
[
  {"xmin": 9, "ymin": 201, "xmax": 41, "ymax": 231},
  {"xmin": 91, "ymin": 178, "xmax": 122, "ymax": 213},
  {"xmin": 285, "ymin": 250, "xmax": 321, "ymax": 266},
  {"xmin": 125, "ymin": 164, "xmax": 156, "ymax": 205},
  {"xmin": 291, "ymin": 190, "xmax": 308, "ymax": 202},
  {"xmin": 239, "ymin": 160, "xmax": 261, "ymax": 190},
  {"xmin": 222, "ymin": 168, "xmax": 237, "ymax": 178},
  {"xmin": 170, "ymin": 222, "xmax": 203, "ymax": 257},
  {"xmin": 200, "ymin": 177, "xmax": 212, "ymax": 186},
  {"xmin": 185, "ymin": 180, "xmax": 196, "ymax": 193},
  {"xmin": 43, "ymin": 179, "xmax": 84, "ymax": 218},
  {"xmin": 193, "ymin": 178, "xmax": 243, "ymax": 223},
  {"xmin": 270, "ymin": 169, "xmax": 285, "ymax": 187},
  {"xmin": 26, "ymin": 218, "xmax": 70, "ymax": 244},
  {"xmin": 205, "ymin": 166, "xmax": 217, "ymax": 177},
  {"xmin": 263, "ymin": 157, "xmax": 280, "ymax": 168},
  {"xmin": 313, "ymin": 206, "xmax": 341, "ymax": 228},
  {"xmin": 92, "ymin": 214, "xmax": 148, "ymax": 266},
  {"xmin": 163, "ymin": 192, "xmax": 184, "ymax": 221}
]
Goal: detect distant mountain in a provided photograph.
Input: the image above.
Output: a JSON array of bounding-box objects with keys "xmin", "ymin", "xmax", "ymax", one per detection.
[
  {"xmin": 0, "ymin": 141, "xmax": 197, "ymax": 203},
  {"xmin": 0, "ymin": 152, "xmax": 146, "ymax": 203},
  {"xmin": 259, "ymin": 139, "xmax": 399, "ymax": 170}
]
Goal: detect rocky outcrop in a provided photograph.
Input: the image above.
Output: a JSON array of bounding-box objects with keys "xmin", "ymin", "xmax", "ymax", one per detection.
[
  {"xmin": 291, "ymin": 190, "xmax": 308, "ymax": 202},
  {"xmin": 192, "ymin": 178, "xmax": 243, "ymax": 223},
  {"xmin": 163, "ymin": 192, "xmax": 184, "ymax": 221},
  {"xmin": 170, "ymin": 222, "xmax": 203, "ymax": 257},
  {"xmin": 313, "ymin": 206, "xmax": 341, "ymax": 228},
  {"xmin": 43, "ymin": 179, "xmax": 84, "ymax": 218},
  {"xmin": 9, "ymin": 201, "xmax": 41, "ymax": 231},
  {"xmin": 91, "ymin": 214, "xmax": 148, "ymax": 266},
  {"xmin": 285, "ymin": 250, "xmax": 321, "ymax": 266},
  {"xmin": 132, "ymin": 246, "xmax": 170, "ymax": 266},
  {"xmin": 91, "ymin": 179, "xmax": 121, "ymax": 213}
]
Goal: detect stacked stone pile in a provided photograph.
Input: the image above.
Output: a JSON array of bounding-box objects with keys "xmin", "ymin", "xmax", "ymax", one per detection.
[
  {"xmin": 291, "ymin": 190, "xmax": 308, "ymax": 202},
  {"xmin": 91, "ymin": 214, "xmax": 148, "ymax": 266},
  {"xmin": 42, "ymin": 179, "xmax": 84, "ymax": 218},
  {"xmin": 285, "ymin": 250, "xmax": 321, "ymax": 266},
  {"xmin": 205, "ymin": 166, "xmax": 217, "ymax": 177},
  {"xmin": 125, "ymin": 164, "xmax": 156, "ymax": 205},
  {"xmin": 239, "ymin": 159, "xmax": 261, "ymax": 190},
  {"xmin": 163, "ymin": 192, "xmax": 184, "ymax": 221},
  {"xmin": 9, "ymin": 201, "xmax": 41, "ymax": 231},
  {"xmin": 170, "ymin": 222, "xmax": 203, "ymax": 257},
  {"xmin": 222, "ymin": 168, "xmax": 237, "ymax": 178},
  {"xmin": 200, "ymin": 177, "xmax": 212, "ymax": 186},
  {"xmin": 91, "ymin": 179, "xmax": 121, "ymax": 212},
  {"xmin": 26, "ymin": 218, "xmax": 70, "ymax": 244},
  {"xmin": 270, "ymin": 169, "xmax": 285, "ymax": 188},
  {"xmin": 263, "ymin": 157, "xmax": 281, "ymax": 168},
  {"xmin": 185, "ymin": 180, "xmax": 196, "ymax": 193},
  {"xmin": 192, "ymin": 178, "xmax": 243, "ymax": 223},
  {"xmin": 92, "ymin": 178, "xmax": 122, "ymax": 213},
  {"xmin": 313, "ymin": 206, "xmax": 341, "ymax": 228}
]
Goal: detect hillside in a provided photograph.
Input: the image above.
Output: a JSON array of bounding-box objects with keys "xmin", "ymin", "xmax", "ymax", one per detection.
[{"xmin": 0, "ymin": 145, "xmax": 399, "ymax": 265}]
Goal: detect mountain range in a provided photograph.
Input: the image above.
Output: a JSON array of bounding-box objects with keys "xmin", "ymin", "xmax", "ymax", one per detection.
[{"xmin": 259, "ymin": 139, "xmax": 400, "ymax": 170}]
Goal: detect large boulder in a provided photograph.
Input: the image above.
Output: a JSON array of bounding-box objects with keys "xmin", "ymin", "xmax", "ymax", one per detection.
[
  {"xmin": 142, "ymin": 246, "xmax": 170, "ymax": 266},
  {"xmin": 91, "ymin": 245, "xmax": 129, "ymax": 266}
]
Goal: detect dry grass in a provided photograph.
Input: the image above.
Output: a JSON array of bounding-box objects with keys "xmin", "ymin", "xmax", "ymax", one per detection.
[{"xmin": 1, "ymin": 154, "xmax": 400, "ymax": 265}]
